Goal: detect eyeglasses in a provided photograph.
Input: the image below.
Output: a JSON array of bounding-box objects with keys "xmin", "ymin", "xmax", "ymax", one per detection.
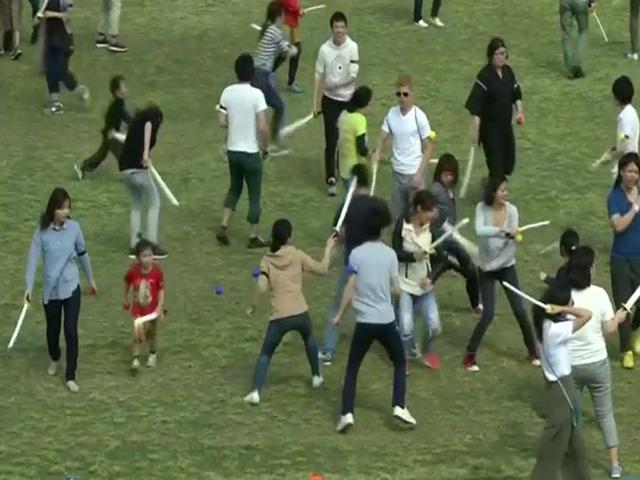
[{"xmin": 395, "ymin": 91, "xmax": 410, "ymax": 98}]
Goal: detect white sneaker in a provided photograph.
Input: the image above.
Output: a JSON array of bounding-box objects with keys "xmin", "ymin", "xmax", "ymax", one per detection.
[
  {"xmin": 77, "ymin": 85, "xmax": 90, "ymax": 104},
  {"xmin": 47, "ymin": 361, "xmax": 58, "ymax": 376},
  {"xmin": 626, "ymin": 52, "xmax": 639, "ymax": 61},
  {"xmin": 312, "ymin": 375, "xmax": 324, "ymax": 388},
  {"xmin": 244, "ymin": 390, "xmax": 260, "ymax": 405},
  {"xmin": 65, "ymin": 380, "xmax": 80, "ymax": 393},
  {"xmin": 147, "ymin": 353, "xmax": 157, "ymax": 368},
  {"xmin": 530, "ymin": 358, "xmax": 542, "ymax": 367},
  {"xmin": 415, "ymin": 19, "xmax": 429, "ymax": 28},
  {"xmin": 336, "ymin": 413, "xmax": 354, "ymax": 433},
  {"xmin": 73, "ymin": 164, "xmax": 84, "ymax": 180},
  {"xmin": 393, "ymin": 406, "xmax": 417, "ymax": 426},
  {"xmin": 430, "ymin": 17, "xmax": 445, "ymax": 27},
  {"xmin": 131, "ymin": 358, "xmax": 141, "ymax": 371},
  {"xmin": 610, "ymin": 463, "xmax": 622, "ymax": 479}
]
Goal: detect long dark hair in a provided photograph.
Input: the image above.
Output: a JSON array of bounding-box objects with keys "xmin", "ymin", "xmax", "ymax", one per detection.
[
  {"xmin": 483, "ymin": 176, "xmax": 507, "ymax": 206},
  {"xmin": 613, "ymin": 152, "xmax": 640, "ymax": 188},
  {"xmin": 40, "ymin": 188, "xmax": 71, "ymax": 230},
  {"xmin": 533, "ymin": 280, "xmax": 572, "ymax": 343},
  {"xmin": 346, "ymin": 86, "xmax": 372, "ymax": 113},
  {"xmin": 486, "ymin": 37, "xmax": 507, "ymax": 62},
  {"xmin": 260, "ymin": 1, "xmax": 282, "ymax": 39},
  {"xmin": 270, "ymin": 218, "xmax": 292, "ymax": 252},
  {"xmin": 432, "ymin": 153, "xmax": 459, "ymax": 186},
  {"xmin": 567, "ymin": 246, "xmax": 596, "ymax": 290},
  {"xmin": 559, "ymin": 228, "xmax": 580, "ymax": 258}
]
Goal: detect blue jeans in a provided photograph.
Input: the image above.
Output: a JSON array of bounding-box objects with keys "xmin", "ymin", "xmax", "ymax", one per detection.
[
  {"xmin": 254, "ymin": 68, "xmax": 286, "ymax": 142},
  {"xmin": 322, "ymin": 265, "xmax": 350, "ymax": 355},
  {"xmin": 398, "ymin": 290, "xmax": 441, "ymax": 357}
]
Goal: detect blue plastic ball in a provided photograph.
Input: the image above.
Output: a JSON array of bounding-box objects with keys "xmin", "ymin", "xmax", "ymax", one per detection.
[{"xmin": 215, "ymin": 286, "xmax": 224, "ymax": 295}]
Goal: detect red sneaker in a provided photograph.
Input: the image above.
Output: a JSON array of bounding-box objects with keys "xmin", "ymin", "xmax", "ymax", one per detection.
[
  {"xmin": 463, "ymin": 353, "xmax": 480, "ymax": 372},
  {"xmin": 423, "ymin": 351, "xmax": 441, "ymax": 369}
]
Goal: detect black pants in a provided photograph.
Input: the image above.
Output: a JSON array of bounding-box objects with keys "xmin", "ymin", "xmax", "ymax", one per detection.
[
  {"xmin": 481, "ymin": 123, "xmax": 516, "ymax": 180},
  {"xmin": 341, "ymin": 321, "xmax": 406, "ymax": 415},
  {"xmin": 430, "ymin": 240, "xmax": 480, "ymax": 309},
  {"xmin": 273, "ymin": 41, "xmax": 302, "ymax": 86},
  {"xmin": 321, "ymin": 95, "xmax": 348, "ymax": 184},
  {"xmin": 413, "ymin": 0, "xmax": 443, "ymax": 21},
  {"xmin": 81, "ymin": 137, "xmax": 122, "ymax": 173},
  {"xmin": 43, "ymin": 287, "xmax": 81, "ymax": 381},
  {"xmin": 610, "ymin": 256, "xmax": 640, "ymax": 352},
  {"xmin": 44, "ymin": 46, "xmax": 78, "ymax": 95},
  {"xmin": 467, "ymin": 265, "xmax": 536, "ymax": 355}
]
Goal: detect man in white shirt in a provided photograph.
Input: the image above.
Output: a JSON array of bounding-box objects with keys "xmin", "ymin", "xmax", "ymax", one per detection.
[
  {"xmin": 216, "ymin": 54, "xmax": 271, "ymax": 249},
  {"xmin": 313, "ymin": 11, "xmax": 359, "ymax": 196},
  {"xmin": 371, "ymin": 75, "xmax": 434, "ymax": 220},
  {"xmin": 604, "ymin": 75, "xmax": 640, "ymax": 177}
]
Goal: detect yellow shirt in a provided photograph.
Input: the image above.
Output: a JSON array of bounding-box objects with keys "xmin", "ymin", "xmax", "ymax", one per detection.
[{"xmin": 338, "ymin": 111, "xmax": 367, "ymax": 179}]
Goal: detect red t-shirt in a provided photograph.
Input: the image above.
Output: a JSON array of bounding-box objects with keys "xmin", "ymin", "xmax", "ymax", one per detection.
[
  {"xmin": 281, "ymin": 0, "xmax": 302, "ymax": 28},
  {"xmin": 124, "ymin": 264, "xmax": 164, "ymax": 318}
]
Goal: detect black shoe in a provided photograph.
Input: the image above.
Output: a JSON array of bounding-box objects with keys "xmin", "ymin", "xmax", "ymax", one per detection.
[
  {"xmin": 247, "ymin": 236, "xmax": 268, "ymax": 249},
  {"xmin": 108, "ymin": 40, "xmax": 128, "ymax": 53},
  {"xmin": 327, "ymin": 177, "xmax": 337, "ymax": 197},
  {"xmin": 30, "ymin": 25, "xmax": 39, "ymax": 45},
  {"xmin": 574, "ymin": 66, "xmax": 585, "ymax": 78},
  {"xmin": 95, "ymin": 34, "xmax": 108, "ymax": 48},
  {"xmin": 216, "ymin": 226, "xmax": 230, "ymax": 246},
  {"xmin": 152, "ymin": 244, "xmax": 169, "ymax": 259},
  {"xmin": 9, "ymin": 48, "xmax": 22, "ymax": 60},
  {"xmin": 567, "ymin": 67, "xmax": 577, "ymax": 79}
]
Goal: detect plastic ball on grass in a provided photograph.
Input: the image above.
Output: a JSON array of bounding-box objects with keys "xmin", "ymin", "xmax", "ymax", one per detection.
[
  {"xmin": 252, "ymin": 267, "xmax": 261, "ymax": 279},
  {"xmin": 215, "ymin": 286, "xmax": 224, "ymax": 295}
]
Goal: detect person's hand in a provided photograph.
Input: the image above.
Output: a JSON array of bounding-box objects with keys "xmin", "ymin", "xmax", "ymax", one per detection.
[
  {"xmin": 411, "ymin": 170, "xmax": 425, "ymax": 189},
  {"xmin": 589, "ymin": 1, "xmax": 596, "ymax": 13},
  {"xmin": 539, "ymin": 271, "xmax": 547, "ymax": 282},
  {"xmin": 300, "ymin": 8, "xmax": 305, "ymax": 16},
  {"xmin": 326, "ymin": 233, "xmax": 338, "ymax": 251},
  {"xmin": 142, "ymin": 156, "xmax": 151, "ymax": 167},
  {"xmin": 504, "ymin": 228, "xmax": 518, "ymax": 238},
  {"xmin": 547, "ymin": 304, "xmax": 564, "ymax": 315},
  {"xmin": 614, "ymin": 308, "xmax": 628, "ymax": 324},
  {"xmin": 88, "ymin": 282, "xmax": 97, "ymax": 296},
  {"xmin": 516, "ymin": 113, "xmax": 525, "ymax": 126},
  {"xmin": 313, "ymin": 107, "xmax": 322, "ymax": 118},
  {"xmin": 633, "ymin": 201, "xmax": 640, "ymax": 214},
  {"xmin": 155, "ymin": 307, "xmax": 165, "ymax": 320},
  {"xmin": 413, "ymin": 250, "xmax": 427, "ymax": 262},
  {"xmin": 24, "ymin": 291, "xmax": 31, "ymax": 304},
  {"xmin": 332, "ymin": 315, "xmax": 341, "ymax": 326},
  {"xmin": 246, "ymin": 304, "xmax": 256, "ymax": 316},
  {"xmin": 123, "ymin": 300, "xmax": 131, "ymax": 311},
  {"xmin": 419, "ymin": 277, "xmax": 431, "ymax": 290},
  {"xmin": 261, "ymin": 150, "xmax": 270, "ymax": 162}
]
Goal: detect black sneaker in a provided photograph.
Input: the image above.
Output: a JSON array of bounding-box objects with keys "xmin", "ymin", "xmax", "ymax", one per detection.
[
  {"xmin": 9, "ymin": 48, "xmax": 22, "ymax": 60},
  {"xmin": 44, "ymin": 102, "xmax": 64, "ymax": 115},
  {"xmin": 216, "ymin": 226, "xmax": 230, "ymax": 246},
  {"xmin": 108, "ymin": 40, "xmax": 128, "ymax": 53},
  {"xmin": 247, "ymin": 236, "xmax": 268, "ymax": 249},
  {"xmin": 30, "ymin": 25, "xmax": 40, "ymax": 45},
  {"xmin": 152, "ymin": 244, "xmax": 169, "ymax": 259},
  {"xmin": 95, "ymin": 34, "xmax": 108, "ymax": 48},
  {"xmin": 574, "ymin": 66, "xmax": 585, "ymax": 78}
]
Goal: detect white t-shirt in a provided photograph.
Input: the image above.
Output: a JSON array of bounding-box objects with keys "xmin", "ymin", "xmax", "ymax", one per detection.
[
  {"xmin": 218, "ymin": 83, "xmax": 268, "ymax": 154},
  {"xmin": 569, "ymin": 285, "xmax": 614, "ymax": 366},
  {"xmin": 315, "ymin": 36, "xmax": 359, "ymax": 103},
  {"xmin": 617, "ymin": 104, "xmax": 640, "ymax": 154},
  {"xmin": 540, "ymin": 319, "xmax": 574, "ymax": 382},
  {"xmin": 381, "ymin": 106, "xmax": 431, "ymax": 175}
]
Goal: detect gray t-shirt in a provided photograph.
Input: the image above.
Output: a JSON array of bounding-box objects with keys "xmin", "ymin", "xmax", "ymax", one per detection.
[
  {"xmin": 348, "ymin": 241, "xmax": 399, "ymax": 324},
  {"xmin": 475, "ymin": 201, "xmax": 518, "ymax": 272}
]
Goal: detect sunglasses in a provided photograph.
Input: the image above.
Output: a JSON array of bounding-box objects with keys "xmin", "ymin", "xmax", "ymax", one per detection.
[{"xmin": 395, "ymin": 91, "xmax": 410, "ymax": 98}]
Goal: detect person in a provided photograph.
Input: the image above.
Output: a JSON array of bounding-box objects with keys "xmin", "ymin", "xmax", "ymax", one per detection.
[
  {"xmin": 0, "ymin": 0, "xmax": 21, "ymax": 59},
  {"xmin": 118, "ymin": 104, "xmax": 168, "ymax": 258},
  {"xmin": 333, "ymin": 198, "xmax": 417, "ymax": 432},
  {"xmin": 75, "ymin": 75, "xmax": 131, "ymax": 179},
  {"xmin": 560, "ymin": 0, "xmax": 593, "ymax": 79},
  {"xmin": 607, "ymin": 152, "xmax": 640, "ymax": 369},
  {"xmin": 95, "ymin": 0, "xmax": 127, "ymax": 52},
  {"xmin": 124, "ymin": 239, "xmax": 165, "ymax": 372},
  {"xmin": 254, "ymin": 1, "xmax": 297, "ymax": 145},
  {"xmin": 243, "ymin": 219, "xmax": 337, "ymax": 405},
  {"xmin": 337, "ymin": 85, "xmax": 372, "ymax": 191},
  {"xmin": 463, "ymin": 177, "xmax": 538, "ymax": 371},
  {"xmin": 629, "ymin": 0, "xmax": 640, "ymax": 60},
  {"xmin": 412, "ymin": 0, "xmax": 445, "ymax": 28},
  {"xmin": 275, "ymin": 0, "xmax": 304, "ymax": 93},
  {"xmin": 319, "ymin": 164, "xmax": 374, "ymax": 364},
  {"xmin": 372, "ymin": 74, "xmax": 434, "ymax": 220},
  {"xmin": 392, "ymin": 190, "xmax": 441, "ymax": 370},
  {"xmin": 24, "ymin": 188, "xmax": 97, "ymax": 393},
  {"xmin": 540, "ymin": 228, "xmax": 580, "ymax": 285},
  {"xmin": 530, "ymin": 281, "xmax": 592, "ymax": 480},
  {"xmin": 313, "ymin": 11, "xmax": 359, "ymax": 196},
  {"xmin": 465, "ymin": 37, "xmax": 524, "ymax": 181},
  {"xmin": 216, "ymin": 53, "xmax": 270, "ymax": 249},
  {"xmin": 567, "ymin": 246, "xmax": 627, "ymax": 479},
  {"xmin": 41, "ymin": 0, "xmax": 90, "ymax": 115},
  {"xmin": 428, "ymin": 153, "xmax": 481, "ymax": 313}
]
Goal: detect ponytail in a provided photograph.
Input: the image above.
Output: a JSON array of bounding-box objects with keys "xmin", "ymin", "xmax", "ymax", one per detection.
[
  {"xmin": 559, "ymin": 228, "xmax": 580, "ymax": 259},
  {"xmin": 270, "ymin": 218, "xmax": 292, "ymax": 253}
]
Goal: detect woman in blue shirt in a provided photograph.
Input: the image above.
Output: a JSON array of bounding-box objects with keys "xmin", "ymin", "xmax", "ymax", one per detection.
[
  {"xmin": 24, "ymin": 188, "xmax": 97, "ymax": 393},
  {"xmin": 607, "ymin": 152, "xmax": 640, "ymax": 369}
]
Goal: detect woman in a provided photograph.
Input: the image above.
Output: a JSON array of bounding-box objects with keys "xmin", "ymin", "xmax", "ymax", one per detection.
[
  {"xmin": 24, "ymin": 188, "xmax": 97, "ymax": 393},
  {"xmin": 628, "ymin": 0, "xmax": 640, "ymax": 60},
  {"xmin": 463, "ymin": 177, "xmax": 538, "ymax": 371},
  {"xmin": 530, "ymin": 281, "xmax": 592, "ymax": 480},
  {"xmin": 568, "ymin": 246, "xmax": 627, "ymax": 479},
  {"xmin": 412, "ymin": 0, "xmax": 445, "ymax": 28},
  {"xmin": 428, "ymin": 153, "xmax": 481, "ymax": 314},
  {"xmin": 333, "ymin": 198, "xmax": 416, "ymax": 432},
  {"xmin": 118, "ymin": 104, "xmax": 167, "ymax": 259},
  {"xmin": 0, "ymin": 0, "xmax": 21, "ymax": 58},
  {"xmin": 244, "ymin": 219, "xmax": 336, "ymax": 405},
  {"xmin": 607, "ymin": 152, "xmax": 640, "ymax": 369},
  {"xmin": 392, "ymin": 190, "xmax": 441, "ymax": 369},
  {"xmin": 465, "ymin": 37, "xmax": 524, "ymax": 181}
]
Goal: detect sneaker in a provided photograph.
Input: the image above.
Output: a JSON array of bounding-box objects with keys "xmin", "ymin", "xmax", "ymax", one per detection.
[
  {"xmin": 633, "ymin": 331, "xmax": 640, "ymax": 355},
  {"xmin": 287, "ymin": 82, "xmax": 304, "ymax": 94},
  {"xmin": 76, "ymin": 85, "xmax": 90, "ymax": 104},
  {"xmin": 415, "ymin": 19, "xmax": 429, "ymax": 28},
  {"xmin": 108, "ymin": 40, "xmax": 128, "ymax": 53},
  {"xmin": 423, "ymin": 351, "xmax": 441, "ymax": 369},
  {"xmin": 336, "ymin": 413, "xmax": 354, "ymax": 433},
  {"xmin": 95, "ymin": 34, "xmax": 109, "ymax": 48},
  {"xmin": 312, "ymin": 375, "xmax": 324, "ymax": 388},
  {"xmin": 392, "ymin": 406, "xmax": 417, "ymax": 426},
  {"xmin": 74, "ymin": 164, "xmax": 84, "ymax": 180},
  {"xmin": 318, "ymin": 351, "xmax": 333, "ymax": 365},
  {"xmin": 430, "ymin": 17, "xmax": 445, "ymax": 27},
  {"xmin": 244, "ymin": 390, "xmax": 260, "ymax": 406},
  {"xmin": 9, "ymin": 48, "xmax": 22, "ymax": 60},
  {"xmin": 473, "ymin": 304, "xmax": 484, "ymax": 317},
  {"xmin": 131, "ymin": 358, "xmax": 141, "ymax": 372},
  {"xmin": 622, "ymin": 351, "xmax": 635, "ymax": 369},
  {"xmin": 327, "ymin": 178, "xmax": 337, "ymax": 197},
  {"xmin": 65, "ymin": 380, "xmax": 80, "ymax": 393},
  {"xmin": 574, "ymin": 66, "xmax": 585, "ymax": 79},
  {"xmin": 216, "ymin": 226, "xmax": 230, "ymax": 246},
  {"xmin": 44, "ymin": 102, "xmax": 64, "ymax": 115},
  {"xmin": 528, "ymin": 353, "xmax": 541, "ymax": 367},
  {"xmin": 147, "ymin": 353, "xmax": 157, "ymax": 368},
  {"xmin": 626, "ymin": 52, "xmax": 639, "ymax": 61},
  {"xmin": 610, "ymin": 463, "xmax": 622, "ymax": 479},
  {"xmin": 152, "ymin": 244, "xmax": 169, "ymax": 259},
  {"xmin": 47, "ymin": 361, "xmax": 58, "ymax": 376},
  {"xmin": 247, "ymin": 236, "xmax": 268, "ymax": 249},
  {"xmin": 463, "ymin": 353, "xmax": 480, "ymax": 372}
]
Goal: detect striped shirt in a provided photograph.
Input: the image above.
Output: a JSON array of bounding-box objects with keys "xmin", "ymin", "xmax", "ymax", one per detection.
[{"xmin": 255, "ymin": 24, "xmax": 291, "ymax": 71}]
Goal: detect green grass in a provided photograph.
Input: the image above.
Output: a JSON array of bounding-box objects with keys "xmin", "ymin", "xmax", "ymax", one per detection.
[{"xmin": 1, "ymin": 0, "xmax": 640, "ymax": 478}]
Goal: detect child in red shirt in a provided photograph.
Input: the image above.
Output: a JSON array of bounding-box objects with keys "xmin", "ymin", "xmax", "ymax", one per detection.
[
  {"xmin": 124, "ymin": 239, "xmax": 165, "ymax": 372},
  {"xmin": 274, "ymin": 0, "xmax": 304, "ymax": 93}
]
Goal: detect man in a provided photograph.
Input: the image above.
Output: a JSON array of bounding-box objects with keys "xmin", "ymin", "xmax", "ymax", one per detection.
[
  {"xmin": 216, "ymin": 53, "xmax": 271, "ymax": 249},
  {"xmin": 95, "ymin": 0, "xmax": 127, "ymax": 53},
  {"xmin": 0, "ymin": 0, "xmax": 22, "ymax": 59},
  {"xmin": 313, "ymin": 11, "xmax": 359, "ymax": 196},
  {"xmin": 560, "ymin": 0, "xmax": 594, "ymax": 79}
]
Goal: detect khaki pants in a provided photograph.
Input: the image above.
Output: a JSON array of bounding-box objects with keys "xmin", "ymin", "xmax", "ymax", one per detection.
[{"xmin": 97, "ymin": 0, "xmax": 121, "ymax": 37}]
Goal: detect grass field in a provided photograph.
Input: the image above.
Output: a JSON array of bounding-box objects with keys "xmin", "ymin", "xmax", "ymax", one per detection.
[{"xmin": 2, "ymin": 0, "xmax": 640, "ymax": 478}]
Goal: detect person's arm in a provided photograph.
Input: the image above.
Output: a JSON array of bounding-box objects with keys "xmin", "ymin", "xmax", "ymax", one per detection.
[
  {"xmin": 414, "ymin": 112, "xmax": 433, "ymax": 181},
  {"xmin": 608, "ymin": 189, "xmax": 640, "ymax": 233},
  {"xmin": 300, "ymin": 235, "xmax": 338, "ymax": 274},
  {"xmin": 512, "ymin": 69, "xmax": 524, "ymax": 121},
  {"xmin": 24, "ymin": 228, "xmax": 42, "ymax": 302},
  {"xmin": 391, "ymin": 217, "xmax": 422, "ymax": 263},
  {"xmin": 256, "ymin": 109, "xmax": 270, "ymax": 152},
  {"xmin": 603, "ymin": 308, "xmax": 628, "ymax": 334},
  {"xmin": 142, "ymin": 121, "xmax": 152, "ymax": 165},
  {"xmin": 355, "ymin": 134, "xmax": 369, "ymax": 158},
  {"xmin": 123, "ymin": 274, "xmax": 131, "ymax": 310},
  {"xmin": 155, "ymin": 289, "xmax": 165, "ymax": 318},
  {"xmin": 474, "ymin": 203, "xmax": 504, "ymax": 237},
  {"xmin": 313, "ymin": 47, "xmax": 325, "ymax": 114},
  {"xmin": 333, "ymin": 273, "xmax": 356, "ymax": 324},
  {"xmin": 372, "ymin": 115, "xmax": 392, "ymax": 166},
  {"xmin": 74, "ymin": 224, "xmax": 96, "ymax": 291},
  {"xmin": 548, "ymin": 305, "xmax": 592, "ymax": 332}
]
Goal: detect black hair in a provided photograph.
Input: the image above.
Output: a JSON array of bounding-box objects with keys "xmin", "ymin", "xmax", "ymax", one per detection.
[
  {"xmin": 270, "ymin": 218, "xmax": 292, "ymax": 253},
  {"xmin": 567, "ymin": 245, "xmax": 596, "ymax": 290},
  {"xmin": 330, "ymin": 11, "xmax": 348, "ymax": 28},
  {"xmin": 132, "ymin": 103, "xmax": 163, "ymax": 128},
  {"xmin": 260, "ymin": 1, "xmax": 282, "ymax": 39},
  {"xmin": 612, "ymin": 75, "xmax": 634, "ymax": 106},
  {"xmin": 40, "ymin": 188, "xmax": 71, "ymax": 230},
  {"xmin": 433, "ymin": 153, "xmax": 459, "ymax": 186},
  {"xmin": 411, "ymin": 190, "xmax": 437, "ymax": 213},
  {"xmin": 486, "ymin": 37, "xmax": 507, "ymax": 62},
  {"xmin": 350, "ymin": 163, "xmax": 370, "ymax": 188},
  {"xmin": 559, "ymin": 228, "xmax": 580, "ymax": 258},
  {"xmin": 614, "ymin": 152, "xmax": 640, "ymax": 187},
  {"xmin": 346, "ymin": 86, "xmax": 372, "ymax": 113},
  {"xmin": 533, "ymin": 280, "xmax": 572, "ymax": 343},
  {"xmin": 361, "ymin": 198, "xmax": 392, "ymax": 242},
  {"xmin": 482, "ymin": 176, "xmax": 507, "ymax": 206},
  {"xmin": 109, "ymin": 75, "xmax": 125, "ymax": 97},
  {"xmin": 234, "ymin": 53, "xmax": 255, "ymax": 82},
  {"xmin": 135, "ymin": 238, "xmax": 155, "ymax": 258}
]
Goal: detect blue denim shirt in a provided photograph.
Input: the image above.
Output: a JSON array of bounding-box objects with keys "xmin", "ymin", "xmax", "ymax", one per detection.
[{"xmin": 25, "ymin": 220, "xmax": 94, "ymax": 304}]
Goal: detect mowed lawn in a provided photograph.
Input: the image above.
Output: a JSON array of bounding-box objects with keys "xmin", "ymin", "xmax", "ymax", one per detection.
[{"xmin": 1, "ymin": 0, "xmax": 640, "ymax": 478}]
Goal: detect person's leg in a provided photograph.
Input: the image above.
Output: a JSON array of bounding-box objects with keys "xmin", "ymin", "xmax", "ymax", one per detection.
[
  {"xmin": 145, "ymin": 320, "xmax": 158, "ymax": 354},
  {"xmin": 97, "ymin": 0, "xmax": 109, "ymax": 38},
  {"xmin": 322, "ymin": 95, "xmax": 342, "ymax": 185},
  {"xmin": 322, "ymin": 266, "xmax": 349, "ymax": 357},
  {"xmin": 376, "ymin": 322, "xmax": 407, "ymax": 408},
  {"xmin": 295, "ymin": 312, "xmax": 321, "ymax": 377},
  {"xmin": 62, "ymin": 287, "xmax": 81, "ymax": 382},
  {"xmin": 446, "ymin": 241, "xmax": 481, "ymax": 309},
  {"xmin": 503, "ymin": 127, "xmax": 517, "ymax": 177},
  {"xmin": 398, "ymin": 291, "xmax": 417, "ymax": 357},
  {"xmin": 413, "ymin": 0, "xmax": 424, "ymax": 22},
  {"xmin": 418, "ymin": 291, "xmax": 441, "ymax": 354},
  {"xmin": 610, "ymin": 257, "xmax": 633, "ymax": 353},
  {"xmin": 466, "ymin": 270, "xmax": 496, "ymax": 354},
  {"xmin": 121, "ymin": 172, "xmax": 145, "ymax": 249},
  {"xmin": 500, "ymin": 266, "xmax": 537, "ymax": 355},
  {"xmin": 107, "ymin": 0, "xmax": 122, "ymax": 41},
  {"xmin": 45, "ymin": 46, "xmax": 62, "ymax": 102},
  {"xmin": 560, "ymin": 0, "xmax": 575, "ymax": 73},
  {"xmin": 574, "ymin": 0, "xmax": 589, "ymax": 69},
  {"xmin": 251, "ymin": 320, "xmax": 287, "ymax": 392},
  {"xmin": 480, "ymin": 128, "xmax": 504, "ymax": 180},
  {"xmin": 585, "ymin": 360, "xmax": 620, "ymax": 467},
  {"xmin": 43, "ymin": 298, "xmax": 63, "ymax": 364},
  {"xmin": 288, "ymin": 41, "xmax": 302, "ymax": 87},
  {"xmin": 430, "ymin": 0, "xmax": 442, "ymax": 18},
  {"xmin": 242, "ymin": 152, "xmax": 264, "ymax": 238},
  {"xmin": 341, "ymin": 323, "xmax": 375, "ymax": 415},
  {"xmin": 221, "ymin": 151, "xmax": 246, "ymax": 230},
  {"xmin": 28, "ymin": 0, "xmax": 39, "ymax": 44},
  {"xmin": 390, "ymin": 171, "xmax": 412, "ymax": 221},
  {"xmin": 61, "ymin": 49, "xmax": 79, "ymax": 93},
  {"xmin": 267, "ymin": 72, "xmax": 286, "ymax": 141},
  {"xmin": 630, "ymin": 0, "xmax": 640, "ymax": 54},
  {"xmin": 142, "ymin": 170, "xmax": 161, "ymax": 244},
  {"xmin": 80, "ymin": 138, "xmax": 111, "ymax": 173},
  {"xmin": 9, "ymin": 0, "xmax": 21, "ymax": 55}
]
